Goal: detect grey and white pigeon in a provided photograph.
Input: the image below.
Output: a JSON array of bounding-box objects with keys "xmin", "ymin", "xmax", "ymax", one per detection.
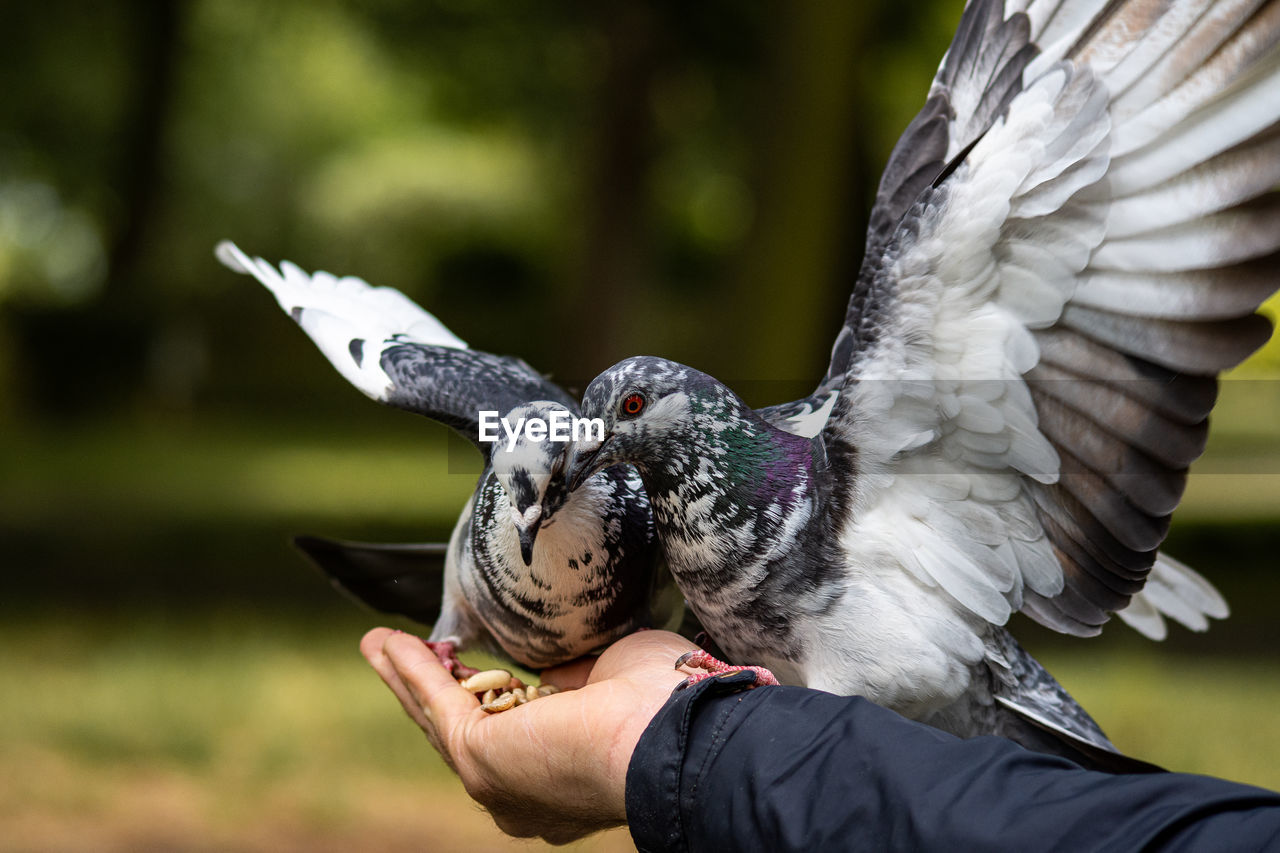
[
  {"xmin": 217, "ymin": 241, "xmax": 668, "ymax": 672},
  {"xmin": 566, "ymin": 0, "xmax": 1274, "ymax": 769},
  {"xmin": 216, "ymin": 243, "xmax": 835, "ymax": 671}
]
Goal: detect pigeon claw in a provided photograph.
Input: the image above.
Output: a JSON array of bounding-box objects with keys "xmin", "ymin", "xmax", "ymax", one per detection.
[
  {"xmin": 675, "ymin": 649, "xmax": 779, "ymax": 689},
  {"xmin": 424, "ymin": 639, "xmax": 481, "ymax": 680}
]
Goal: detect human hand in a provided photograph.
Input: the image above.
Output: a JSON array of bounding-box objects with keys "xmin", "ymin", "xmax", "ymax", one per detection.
[{"xmin": 360, "ymin": 628, "xmax": 697, "ymax": 844}]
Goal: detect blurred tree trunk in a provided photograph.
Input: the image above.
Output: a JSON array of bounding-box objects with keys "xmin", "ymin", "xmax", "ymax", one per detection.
[
  {"xmin": 106, "ymin": 0, "xmax": 185, "ymax": 298},
  {"xmin": 14, "ymin": 0, "xmax": 186, "ymax": 418},
  {"xmin": 730, "ymin": 2, "xmax": 873, "ymax": 398},
  {"xmin": 567, "ymin": 1, "xmax": 658, "ymax": 376}
]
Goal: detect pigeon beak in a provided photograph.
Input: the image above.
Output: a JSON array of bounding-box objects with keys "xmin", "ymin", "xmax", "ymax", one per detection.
[
  {"xmin": 512, "ymin": 504, "xmax": 543, "ymax": 566},
  {"xmin": 567, "ymin": 435, "xmax": 613, "ymax": 491},
  {"xmin": 518, "ymin": 517, "xmax": 541, "ymax": 566}
]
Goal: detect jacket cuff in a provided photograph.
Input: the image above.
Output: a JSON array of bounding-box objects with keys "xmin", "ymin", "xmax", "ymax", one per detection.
[{"xmin": 624, "ymin": 671, "xmax": 760, "ymax": 853}]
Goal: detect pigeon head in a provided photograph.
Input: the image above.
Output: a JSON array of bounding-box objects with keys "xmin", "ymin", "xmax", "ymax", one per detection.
[
  {"xmin": 490, "ymin": 401, "xmax": 573, "ymax": 566},
  {"xmin": 568, "ymin": 356, "xmax": 734, "ymax": 491}
]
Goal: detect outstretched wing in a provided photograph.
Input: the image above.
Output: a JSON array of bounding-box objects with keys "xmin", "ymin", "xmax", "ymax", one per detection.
[
  {"xmin": 823, "ymin": 0, "xmax": 1278, "ymax": 636},
  {"xmin": 218, "ymin": 241, "xmax": 578, "ymax": 448}
]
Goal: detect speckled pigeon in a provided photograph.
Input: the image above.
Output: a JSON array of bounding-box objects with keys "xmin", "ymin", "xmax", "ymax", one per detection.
[
  {"xmin": 217, "ymin": 241, "xmax": 674, "ymax": 671},
  {"xmin": 215, "ymin": 242, "xmax": 831, "ymax": 671},
  {"xmin": 567, "ymin": 0, "xmax": 1274, "ymax": 770}
]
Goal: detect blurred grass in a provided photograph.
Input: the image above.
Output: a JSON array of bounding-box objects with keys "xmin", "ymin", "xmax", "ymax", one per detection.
[
  {"xmin": 0, "ymin": 606, "xmax": 634, "ymax": 853},
  {"xmin": 1181, "ymin": 379, "xmax": 1280, "ymax": 521},
  {"xmin": 1036, "ymin": 647, "xmax": 1280, "ymax": 791}
]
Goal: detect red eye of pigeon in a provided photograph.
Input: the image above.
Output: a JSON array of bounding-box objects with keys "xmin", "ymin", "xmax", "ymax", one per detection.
[{"xmin": 621, "ymin": 393, "xmax": 645, "ymax": 417}]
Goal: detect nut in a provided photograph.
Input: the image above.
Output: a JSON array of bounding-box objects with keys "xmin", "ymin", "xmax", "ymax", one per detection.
[
  {"xmin": 481, "ymin": 691, "xmax": 518, "ymax": 713},
  {"xmin": 525, "ymin": 685, "xmax": 539, "ymax": 703},
  {"xmin": 537, "ymin": 684, "xmax": 559, "ymax": 697},
  {"xmin": 460, "ymin": 669, "xmax": 513, "ymax": 694},
  {"xmin": 482, "ymin": 689, "xmax": 496, "ymax": 705}
]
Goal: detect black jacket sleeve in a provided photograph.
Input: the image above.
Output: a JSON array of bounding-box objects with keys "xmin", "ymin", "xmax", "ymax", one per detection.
[{"xmin": 625, "ymin": 673, "xmax": 1280, "ymax": 852}]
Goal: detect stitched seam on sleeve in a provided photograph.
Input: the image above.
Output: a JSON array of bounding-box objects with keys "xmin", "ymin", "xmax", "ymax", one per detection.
[
  {"xmin": 689, "ymin": 693, "xmax": 744, "ymax": 799},
  {"xmin": 669, "ymin": 685, "xmax": 704, "ymax": 852}
]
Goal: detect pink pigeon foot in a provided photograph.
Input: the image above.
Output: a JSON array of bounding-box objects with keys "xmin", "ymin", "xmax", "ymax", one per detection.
[
  {"xmin": 423, "ymin": 639, "xmax": 481, "ymax": 680},
  {"xmin": 675, "ymin": 649, "xmax": 779, "ymax": 688}
]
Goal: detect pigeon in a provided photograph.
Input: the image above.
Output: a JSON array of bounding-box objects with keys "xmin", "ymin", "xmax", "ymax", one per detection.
[
  {"xmin": 215, "ymin": 242, "xmax": 833, "ymax": 672},
  {"xmin": 216, "ymin": 241, "xmax": 670, "ymax": 673},
  {"xmin": 566, "ymin": 0, "xmax": 1274, "ymax": 770}
]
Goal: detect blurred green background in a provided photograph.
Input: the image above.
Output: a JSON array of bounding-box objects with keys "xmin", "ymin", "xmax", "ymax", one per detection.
[{"xmin": 2, "ymin": 1, "xmax": 1278, "ymax": 850}]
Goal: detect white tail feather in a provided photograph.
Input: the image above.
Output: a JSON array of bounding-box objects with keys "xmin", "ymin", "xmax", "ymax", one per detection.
[
  {"xmin": 1118, "ymin": 551, "xmax": 1229, "ymax": 640},
  {"xmin": 1115, "ymin": 588, "xmax": 1167, "ymax": 640}
]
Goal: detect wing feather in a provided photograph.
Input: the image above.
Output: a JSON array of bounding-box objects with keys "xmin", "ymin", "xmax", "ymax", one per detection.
[
  {"xmin": 823, "ymin": 0, "xmax": 1277, "ymax": 636},
  {"xmin": 1034, "ymin": 326, "xmax": 1218, "ymax": 421},
  {"xmin": 1029, "ymin": 390, "xmax": 1186, "ymax": 515},
  {"xmin": 1058, "ymin": 305, "xmax": 1273, "ymax": 372},
  {"xmin": 1028, "ymin": 360, "xmax": 1209, "ymax": 465},
  {"xmin": 1103, "ymin": 122, "xmax": 1280, "ymax": 240},
  {"xmin": 217, "ymin": 241, "xmax": 577, "ymax": 448}
]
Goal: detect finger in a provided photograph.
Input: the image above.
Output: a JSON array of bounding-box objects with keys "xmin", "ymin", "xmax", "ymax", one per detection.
[
  {"xmin": 359, "ymin": 627, "xmax": 401, "ymax": 677},
  {"xmin": 359, "ymin": 626, "xmax": 396, "ymax": 660},
  {"xmin": 360, "ymin": 629, "xmax": 433, "ymax": 730},
  {"xmin": 383, "ymin": 631, "xmax": 479, "ymax": 728}
]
